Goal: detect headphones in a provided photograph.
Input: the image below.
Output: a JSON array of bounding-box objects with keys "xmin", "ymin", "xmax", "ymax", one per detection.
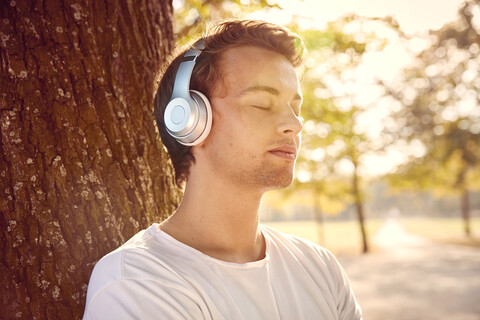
[{"xmin": 164, "ymin": 39, "xmax": 212, "ymax": 146}]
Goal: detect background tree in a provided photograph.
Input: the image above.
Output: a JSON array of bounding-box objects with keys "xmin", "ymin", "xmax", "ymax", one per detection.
[
  {"xmin": 174, "ymin": 0, "xmax": 278, "ymax": 42},
  {"xmin": 384, "ymin": 0, "xmax": 480, "ymax": 236},
  {"xmin": 291, "ymin": 16, "xmax": 403, "ymax": 253},
  {"xmin": 0, "ymin": 1, "xmax": 180, "ymax": 319}
]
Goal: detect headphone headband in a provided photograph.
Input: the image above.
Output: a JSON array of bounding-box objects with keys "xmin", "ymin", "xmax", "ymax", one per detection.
[
  {"xmin": 171, "ymin": 39, "xmax": 206, "ymax": 99},
  {"xmin": 185, "ymin": 39, "xmax": 206, "ymax": 58}
]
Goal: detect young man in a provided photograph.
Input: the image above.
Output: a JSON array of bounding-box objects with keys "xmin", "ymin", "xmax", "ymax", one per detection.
[{"xmin": 83, "ymin": 20, "xmax": 362, "ymax": 319}]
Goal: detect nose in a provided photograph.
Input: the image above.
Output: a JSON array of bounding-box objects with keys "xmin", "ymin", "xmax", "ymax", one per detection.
[{"xmin": 277, "ymin": 108, "xmax": 303, "ymax": 136}]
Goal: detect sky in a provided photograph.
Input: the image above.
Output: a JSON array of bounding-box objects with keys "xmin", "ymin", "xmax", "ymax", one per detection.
[
  {"xmin": 249, "ymin": 0, "xmax": 465, "ymax": 35},
  {"xmin": 248, "ymin": 0, "xmax": 467, "ymax": 177}
]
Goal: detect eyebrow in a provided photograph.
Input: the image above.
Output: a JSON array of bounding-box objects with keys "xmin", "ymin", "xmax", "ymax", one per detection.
[{"xmin": 240, "ymin": 85, "xmax": 302, "ymax": 101}]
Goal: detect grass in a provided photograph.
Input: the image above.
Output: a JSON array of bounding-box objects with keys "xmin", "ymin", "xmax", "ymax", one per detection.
[
  {"xmin": 263, "ymin": 217, "xmax": 480, "ymax": 255},
  {"xmin": 263, "ymin": 219, "xmax": 383, "ymax": 255},
  {"xmin": 399, "ymin": 217, "xmax": 480, "ymax": 239},
  {"xmin": 400, "ymin": 217, "xmax": 480, "ymax": 247}
]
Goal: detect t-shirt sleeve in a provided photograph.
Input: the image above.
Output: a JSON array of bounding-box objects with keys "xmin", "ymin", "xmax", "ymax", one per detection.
[
  {"xmin": 323, "ymin": 249, "xmax": 363, "ymax": 320},
  {"xmin": 83, "ymin": 278, "xmax": 205, "ymax": 320}
]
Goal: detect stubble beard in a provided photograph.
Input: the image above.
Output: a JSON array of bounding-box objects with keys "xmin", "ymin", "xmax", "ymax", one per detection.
[
  {"xmin": 207, "ymin": 144, "xmax": 296, "ymax": 192},
  {"xmin": 230, "ymin": 158, "xmax": 295, "ymax": 191}
]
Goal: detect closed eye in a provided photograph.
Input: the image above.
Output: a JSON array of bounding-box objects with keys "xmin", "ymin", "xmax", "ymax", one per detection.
[{"xmin": 251, "ymin": 105, "xmax": 271, "ymax": 111}]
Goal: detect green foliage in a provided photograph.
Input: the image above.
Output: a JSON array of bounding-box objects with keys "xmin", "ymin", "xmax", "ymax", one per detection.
[
  {"xmin": 290, "ymin": 16, "xmax": 400, "ymax": 215},
  {"xmin": 384, "ymin": 0, "xmax": 480, "ymax": 197},
  {"xmin": 174, "ymin": 0, "xmax": 278, "ymax": 43},
  {"xmin": 300, "ymin": 27, "xmax": 366, "ymax": 53}
]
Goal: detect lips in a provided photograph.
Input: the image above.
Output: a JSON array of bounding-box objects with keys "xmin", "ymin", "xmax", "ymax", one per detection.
[{"xmin": 268, "ymin": 145, "xmax": 297, "ymax": 160}]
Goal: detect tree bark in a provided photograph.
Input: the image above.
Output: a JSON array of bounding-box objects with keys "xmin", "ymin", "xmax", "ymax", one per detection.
[
  {"xmin": 312, "ymin": 190, "xmax": 325, "ymax": 245},
  {"xmin": 352, "ymin": 164, "xmax": 369, "ymax": 253},
  {"xmin": 0, "ymin": 1, "xmax": 179, "ymax": 319}
]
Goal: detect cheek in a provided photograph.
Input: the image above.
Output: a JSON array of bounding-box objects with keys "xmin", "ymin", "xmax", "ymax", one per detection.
[
  {"xmin": 211, "ymin": 108, "xmax": 249, "ymax": 140},
  {"xmin": 207, "ymin": 113, "xmax": 242, "ymax": 153},
  {"xmin": 237, "ymin": 107, "xmax": 274, "ymax": 134},
  {"xmin": 209, "ymin": 99, "xmax": 272, "ymax": 149}
]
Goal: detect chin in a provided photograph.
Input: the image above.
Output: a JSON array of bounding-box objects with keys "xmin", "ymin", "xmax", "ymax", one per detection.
[
  {"xmin": 263, "ymin": 172, "xmax": 294, "ymax": 191},
  {"xmin": 243, "ymin": 163, "xmax": 295, "ymax": 190},
  {"xmin": 275, "ymin": 178, "xmax": 294, "ymax": 190}
]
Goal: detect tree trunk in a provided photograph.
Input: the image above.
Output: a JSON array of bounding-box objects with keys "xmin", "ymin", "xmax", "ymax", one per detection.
[
  {"xmin": 0, "ymin": 1, "xmax": 179, "ymax": 319},
  {"xmin": 461, "ymin": 188, "xmax": 471, "ymax": 237},
  {"xmin": 313, "ymin": 191, "xmax": 325, "ymax": 245},
  {"xmin": 352, "ymin": 165, "xmax": 368, "ymax": 253}
]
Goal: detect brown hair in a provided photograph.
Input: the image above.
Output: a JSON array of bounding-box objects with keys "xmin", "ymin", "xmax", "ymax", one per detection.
[{"xmin": 153, "ymin": 20, "xmax": 304, "ymax": 188}]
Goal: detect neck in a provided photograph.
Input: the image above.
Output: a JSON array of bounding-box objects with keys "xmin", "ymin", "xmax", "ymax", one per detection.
[{"xmin": 160, "ymin": 169, "xmax": 267, "ymax": 263}]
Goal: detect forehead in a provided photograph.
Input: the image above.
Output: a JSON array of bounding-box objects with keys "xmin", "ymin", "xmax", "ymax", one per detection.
[{"xmin": 214, "ymin": 46, "xmax": 300, "ymax": 97}]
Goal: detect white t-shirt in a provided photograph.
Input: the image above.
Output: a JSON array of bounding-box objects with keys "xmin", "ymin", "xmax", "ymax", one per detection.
[{"xmin": 83, "ymin": 223, "xmax": 362, "ymax": 320}]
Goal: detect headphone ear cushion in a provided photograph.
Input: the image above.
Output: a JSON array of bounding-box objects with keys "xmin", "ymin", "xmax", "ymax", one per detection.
[
  {"xmin": 188, "ymin": 90, "xmax": 212, "ymax": 146},
  {"xmin": 164, "ymin": 90, "xmax": 212, "ymax": 146}
]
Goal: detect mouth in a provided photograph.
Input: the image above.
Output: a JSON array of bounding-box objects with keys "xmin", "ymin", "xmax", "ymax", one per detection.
[{"xmin": 268, "ymin": 145, "xmax": 297, "ymax": 161}]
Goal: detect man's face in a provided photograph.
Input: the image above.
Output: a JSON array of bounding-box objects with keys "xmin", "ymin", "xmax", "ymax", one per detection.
[{"xmin": 196, "ymin": 46, "xmax": 303, "ymax": 191}]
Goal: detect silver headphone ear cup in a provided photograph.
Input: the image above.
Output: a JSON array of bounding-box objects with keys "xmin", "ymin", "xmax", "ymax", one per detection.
[
  {"xmin": 184, "ymin": 90, "xmax": 212, "ymax": 146},
  {"xmin": 164, "ymin": 91, "xmax": 212, "ymax": 146},
  {"xmin": 164, "ymin": 97, "xmax": 196, "ymax": 138}
]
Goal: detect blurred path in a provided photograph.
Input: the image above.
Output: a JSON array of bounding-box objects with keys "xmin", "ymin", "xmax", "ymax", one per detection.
[{"xmin": 338, "ymin": 219, "xmax": 480, "ymax": 320}]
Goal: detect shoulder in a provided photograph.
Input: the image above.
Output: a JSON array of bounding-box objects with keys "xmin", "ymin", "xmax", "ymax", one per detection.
[
  {"xmin": 85, "ymin": 229, "xmax": 144, "ymax": 296},
  {"xmin": 260, "ymin": 224, "xmax": 334, "ymax": 260},
  {"xmin": 86, "ymin": 224, "xmax": 196, "ymax": 291},
  {"xmin": 261, "ymin": 224, "xmax": 363, "ymax": 319},
  {"xmin": 84, "ymin": 227, "xmax": 152, "ymax": 305},
  {"xmin": 86, "ymin": 227, "xmax": 153, "ymax": 286},
  {"xmin": 84, "ymin": 224, "xmax": 206, "ymax": 319},
  {"xmin": 83, "ymin": 277, "xmax": 205, "ymax": 320},
  {"xmin": 260, "ymin": 224, "xmax": 348, "ymax": 285}
]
